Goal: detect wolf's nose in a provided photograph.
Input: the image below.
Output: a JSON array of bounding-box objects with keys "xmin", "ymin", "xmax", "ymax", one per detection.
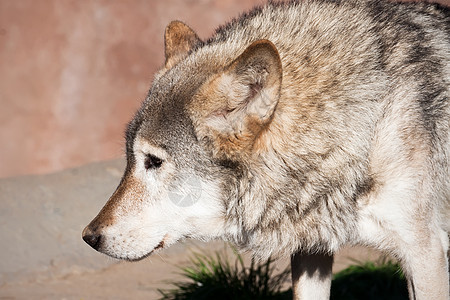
[{"xmin": 82, "ymin": 226, "xmax": 102, "ymax": 250}]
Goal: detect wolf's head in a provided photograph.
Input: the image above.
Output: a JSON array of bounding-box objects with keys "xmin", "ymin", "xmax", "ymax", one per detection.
[{"xmin": 82, "ymin": 21, "xmax": 282, "ymax": 261}]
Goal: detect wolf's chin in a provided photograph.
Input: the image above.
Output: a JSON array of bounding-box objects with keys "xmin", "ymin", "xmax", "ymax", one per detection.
[
  {"xmin": 117, "ymin": 238, "xmax": 166, "ymax": 262},
  {"xmin": 122, "ymin": 251, "xmax": 153, "ymax": 262}
]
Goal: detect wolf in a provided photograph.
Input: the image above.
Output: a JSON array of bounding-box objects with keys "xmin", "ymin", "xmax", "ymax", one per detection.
[{"xmin": 82, "ymin": 0, "xmax": 450, "ymax": 298}]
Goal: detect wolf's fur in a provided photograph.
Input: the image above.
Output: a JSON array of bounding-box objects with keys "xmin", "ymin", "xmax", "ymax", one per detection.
[{"xmin": 83, "ymin": 0, "xmax": 450, "ymax": 299}]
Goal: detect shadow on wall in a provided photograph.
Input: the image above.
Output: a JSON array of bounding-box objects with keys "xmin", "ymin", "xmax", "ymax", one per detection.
[
  {"xmin": 0, "ymin": 0, "xmax": 449, "ymax": 178},
  {"xmin": 0, "ymin": 0, "xmax": 260, "ymax": 178}
]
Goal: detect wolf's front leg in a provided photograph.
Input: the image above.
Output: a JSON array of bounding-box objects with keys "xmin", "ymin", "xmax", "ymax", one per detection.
[
  {"xmin": 291, "ymin": 252, "xmax": 334, "ymax": 299},
  {"xmin": 401, "ymin": 230, "xmax": 449, "ymax": 300}
]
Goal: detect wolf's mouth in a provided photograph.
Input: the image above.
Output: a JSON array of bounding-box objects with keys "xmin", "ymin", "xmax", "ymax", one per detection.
[
  {"xmin": 123, "ymin": 234, "xmax": 168, "ymax": 262},
  {"xmin": 154, "ymin": 239, "xmax": 165, "ymax": 251}
]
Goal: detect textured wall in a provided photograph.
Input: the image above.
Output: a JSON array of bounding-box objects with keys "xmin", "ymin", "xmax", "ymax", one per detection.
[
  {"xmin": 0, "ymin": 0, "xmax": 260, "ymax": 178},
  {"xmin": 0, "ymin": 0, "xmax": 449, "ymax": 178}
]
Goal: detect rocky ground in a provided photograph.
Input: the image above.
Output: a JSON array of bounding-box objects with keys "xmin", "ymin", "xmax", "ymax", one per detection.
[{"xmin": 0, "ymin": 160, "xmax": 381, "ymax": 299}]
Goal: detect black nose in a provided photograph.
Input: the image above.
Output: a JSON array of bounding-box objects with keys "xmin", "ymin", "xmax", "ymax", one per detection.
[{"xmin": 82, "ymin": 226, "xmax": 102, "ymax": 250}]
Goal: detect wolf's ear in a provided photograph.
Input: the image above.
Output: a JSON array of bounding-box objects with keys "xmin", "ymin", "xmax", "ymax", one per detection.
[
  {"xmin": 164, "ymin": 21, "xmax": 202, "ymax": 69},
  {"xmin": 197, "ymin": 40, "xmax": 282, "ymax": 158},
  {"xmin": 216, "ymin": 39, "xmax": 282, "ymax": 127},
  {"xmin": 211, "ymin": 40, "xmax": 282, "ymax": 131}
]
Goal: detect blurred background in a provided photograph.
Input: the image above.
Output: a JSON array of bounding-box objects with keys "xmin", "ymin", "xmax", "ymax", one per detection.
[{"xmin": 0, "ymin": 0, "xmax": 262, "ymax": 179}]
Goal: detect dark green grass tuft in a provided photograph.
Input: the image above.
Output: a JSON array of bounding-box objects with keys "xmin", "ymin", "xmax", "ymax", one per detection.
[
  {"xmin": 331, "ymin": 259, "xmax": 408, "ymax": 300},
  {"xmin": 158, "ymin": 249, "xmax": 290, "ymax": 300},
  {"xmin": 158, "ymin": 249, "xmax": 408, "ymax": 300}
]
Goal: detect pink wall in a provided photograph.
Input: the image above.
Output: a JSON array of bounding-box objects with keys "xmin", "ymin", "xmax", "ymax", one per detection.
[
  {"xmin": 0, "ymin": 0, "xmax": 260, "ymax": 178},
  {"xmin": 1, "ymin": 0, "xmax": 449, "ymax": 178}
]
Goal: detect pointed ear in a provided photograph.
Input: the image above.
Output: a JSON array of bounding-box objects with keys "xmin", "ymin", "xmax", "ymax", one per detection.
[
  {"xmin": 210, "ymin": 39, "xmax": 282, "ymax": 134},
  {"xmin": 194, "ymin": 40, "xmax": 282, "ymax": 158},
  {"xmin": 164, "ymin": 21, "xmax": 202, "ymax": 69}
]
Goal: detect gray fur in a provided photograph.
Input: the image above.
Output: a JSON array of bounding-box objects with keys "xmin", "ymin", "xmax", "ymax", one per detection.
[{"xmin": 84, "ymin": 1, "xmax": 449, "ymax": 299}]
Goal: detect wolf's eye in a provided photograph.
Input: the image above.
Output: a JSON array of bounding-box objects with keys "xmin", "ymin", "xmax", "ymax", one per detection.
[{"xmin": 144, "ymin": 154, "xmax": 163, "ymax": 170}]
